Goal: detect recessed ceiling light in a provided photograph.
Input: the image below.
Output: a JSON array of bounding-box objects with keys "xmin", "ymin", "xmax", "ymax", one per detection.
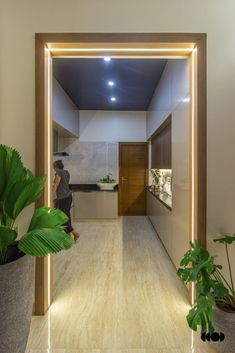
[
  {"xmin": 108, "ymin": 81, "xmax": 114, "ymax": 86},
  {"xmin": 104, "ymin": 57, "xmax": 111, "ymax": 62},
  {"xmin": 110, "ymin": 97, "xmax": 116, "ymax": 102}
]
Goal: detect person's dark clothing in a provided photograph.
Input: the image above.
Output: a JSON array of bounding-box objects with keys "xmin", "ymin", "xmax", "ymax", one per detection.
[
  {"xmin": 55, "ymin": 194, "xmax": 73, "ymax": 233},
  {"xmin": 55, "ymin": 169, "xmax": 73, "ymax": 234},
  {"xmin": 56, "ymin": 169, "xmax": 71, "ymax": 200}
]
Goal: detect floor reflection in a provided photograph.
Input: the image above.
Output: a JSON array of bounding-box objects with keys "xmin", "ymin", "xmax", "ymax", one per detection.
[{"xmin": 26, "ymin": 217, "xmax": 216, "ymax": 353}]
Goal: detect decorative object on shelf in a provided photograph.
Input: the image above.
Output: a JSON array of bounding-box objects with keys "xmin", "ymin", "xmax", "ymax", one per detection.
[
  {"xmin": 177, "ymin": 237, "xmax": 235, "ymax": 353},
  {"xmin": 150, "ymin": 169, "xmax": 172, "ymax": 194},
  {"xmin": 97, "ymin": 173, "xmax": 117, "ymax": 190},
  {"xmin": 0, "ymin": 144, "xmax": 74, "ymax": 353},
  {"xmin": 162, "ymin": 175, "xmax": 172, "ymax": 196},
  {"xmin": 150, "ymin": 169, "xmax": 162, "ymax": 188}
]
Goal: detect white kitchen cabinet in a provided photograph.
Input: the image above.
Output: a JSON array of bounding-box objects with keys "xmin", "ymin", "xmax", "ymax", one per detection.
[
  {"xmin": 147, "ymin": 190, "xmax": 172, "ymax": 256},
  {"xmin": 72, "ymin": 191, "xmax": 118, "ymax": 219}
]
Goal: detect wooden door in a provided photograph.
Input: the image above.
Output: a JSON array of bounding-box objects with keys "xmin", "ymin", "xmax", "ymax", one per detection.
[{"xmin": 119, "ymin": 142, "xmax": 148, "ymax": 215}]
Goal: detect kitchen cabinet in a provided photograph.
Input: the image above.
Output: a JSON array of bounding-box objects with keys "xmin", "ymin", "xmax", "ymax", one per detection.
[
  {"xmin": 151, "ymin": 115, "xmax": 172, "ymax": 169},
  {"xmin": 72, "ymin": 191, "xmax": 118, "ymax": 219},
  {"xmin": 147, "ymin": 190, "xmax": 172, "ymax": 257}
]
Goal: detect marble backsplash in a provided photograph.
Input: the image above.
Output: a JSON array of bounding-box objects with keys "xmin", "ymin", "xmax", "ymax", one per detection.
[{"xmin": 54, "ymin": 141, "xmax": 118, "ymax": 184}]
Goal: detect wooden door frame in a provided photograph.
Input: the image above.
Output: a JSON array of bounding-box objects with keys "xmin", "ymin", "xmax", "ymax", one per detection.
[
  {"xmin": 118, "ymin": 142, "xmax": 148, "ymax": 216},
  {"xmin": 35, "ymin": 33, "xmax": 206, "ymax": 314}
]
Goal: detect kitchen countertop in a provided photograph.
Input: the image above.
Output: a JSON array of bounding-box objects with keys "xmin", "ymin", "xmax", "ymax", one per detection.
[
  {"xmin": 147, "ymin": 186, "xmax": 172, "ymax": 210},
  {"xmin": 70, "ymin": 184, "xmax": 118, "ymax": 192}
]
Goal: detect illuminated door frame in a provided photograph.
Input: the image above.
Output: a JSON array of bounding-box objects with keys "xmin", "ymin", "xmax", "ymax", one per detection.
[{"xmin": 35, "ymin": 33, "xmax": 206, "ymax": 315}]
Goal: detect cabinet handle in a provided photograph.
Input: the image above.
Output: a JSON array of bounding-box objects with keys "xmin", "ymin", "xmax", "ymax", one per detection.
[{"xmin": 121, "ymin": 176, "xmax": 127, "ymax": 183}]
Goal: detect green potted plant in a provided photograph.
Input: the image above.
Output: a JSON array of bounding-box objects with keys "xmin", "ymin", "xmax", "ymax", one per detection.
[
  {"xmin": 97, "ymin": 172, "xmax": 117, "ymax": 190},
  {"xmin": 0, "ymin": 145, "xmax": 74, "ymax": 353},
  {"xmin": 177, "ymin": 237, "xmax": 235, "ymax": 353}
]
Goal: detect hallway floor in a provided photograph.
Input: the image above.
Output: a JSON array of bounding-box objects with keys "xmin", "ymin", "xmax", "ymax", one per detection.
[{"xmin": 26, "ymin": 217, "xmax": 216, "ymax": 353}]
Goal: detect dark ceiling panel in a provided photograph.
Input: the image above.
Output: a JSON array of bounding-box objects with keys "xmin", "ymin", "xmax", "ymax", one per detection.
[{"xmin": 53, "ymin": 58, "xmax": 167, "ymax": 111}]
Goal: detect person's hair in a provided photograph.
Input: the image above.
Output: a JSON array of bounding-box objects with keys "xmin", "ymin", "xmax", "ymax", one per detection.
[{"xmin": 53, "ymin": 160, "xmax": 64, "ymax": 170}]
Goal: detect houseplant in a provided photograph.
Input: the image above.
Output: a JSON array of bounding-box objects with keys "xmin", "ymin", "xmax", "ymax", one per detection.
[
  {"xmin": 177, "ymin": 237, "xmax": 235, "ymax": 353},
  {"xmin": 0, "ymin": 144, "xmax": 74, "ymax": 353},
  {"xmin": 97, "ymin": 172, "xmax": 117, "ymax": 190}
]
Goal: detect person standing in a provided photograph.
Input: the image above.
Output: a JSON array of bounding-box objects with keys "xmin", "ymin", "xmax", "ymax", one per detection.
[{"xmin": 53, "ymin": 160, "xmax": 80, "ymax": 241}]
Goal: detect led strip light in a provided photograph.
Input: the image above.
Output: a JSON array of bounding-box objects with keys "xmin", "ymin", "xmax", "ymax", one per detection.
[
  {"xmin": 46, "ymin": 48, "xmax": 52, "ymax": 351},
  {"xmin": 49, "ymin": 47, "xmax": 194, "ymax": 52},
  {"xmin": 46, "ymin": 48, "xmax": 52, "ymax": 308},
  {"xmin": 45, "ymin": 45, "xmax": 197, "ymax": 311},
  {"xmin": 191, "ymin": 48, "xmax": 196, "ymax": 305}
]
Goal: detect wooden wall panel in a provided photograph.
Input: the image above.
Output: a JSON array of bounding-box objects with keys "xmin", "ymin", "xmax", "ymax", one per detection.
[
  {"xmin": 35, "ymin": 33, "xmax": 206, "ymax": 311},
  {"xmin": 151, "ymin": 115, "xmax": 172, "ymax": 169}
]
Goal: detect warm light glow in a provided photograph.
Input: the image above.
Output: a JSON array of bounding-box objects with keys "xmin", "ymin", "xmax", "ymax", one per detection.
[
  {"xmin": 53, "ymin": 55, "xmax": 189, "ymax": 60},
  {"xmin": 191, "ymin": 49, "xmax": 195, "ymax": 244},
  {"xmin": 45, "ymin": 43, "xmax": 198, "ymax": 310},
  {"xmin": 191, "ymin": 330, "xmax": 195, "ymax": 353},
  {"xmin": 47, "ymin": 48, "xmax": 51, "ymax": 307},
  {"xmin": 183, "ymin": 97, "xmax": 190, "ymax": 103},
  {"xmin": 47, "ymin": 305, "xmax": 51, "ymax": 351},
  {"xmin": 157, "ymin": 169, "xmax": 172, "ymax": 172},
  {"xmin": 49, "ymin": 48, "xmax": 194, "ymax": 53},
  {"xmin": 190, "ymin": 47, "xmax": 197, "ymax": 305}
]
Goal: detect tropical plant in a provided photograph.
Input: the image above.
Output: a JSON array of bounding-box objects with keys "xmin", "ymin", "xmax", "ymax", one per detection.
[
  {"xmin": 177, "ymin": 237, "xmax": 235, "ymax": 334},
  {"xmin": 98, "ymin": 173, "xmax": 116, "ymax": 183},
  {"xmin": 0, "ymin": 144, "xmax": 74, "ymax": 264}
]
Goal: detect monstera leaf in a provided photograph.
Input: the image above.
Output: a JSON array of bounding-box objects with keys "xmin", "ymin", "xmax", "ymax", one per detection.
[
  {"xmin": 18, "ymin": 228, "xmax": 74, "ymax": 257},
  {"xmin": 28, "ymin": 207, "xmax": 68, "ymax": 232},
  {"xmin": 214, "ymin": 234, "xmax": 235, "ymax": 245},
  {"xmin": 187, "ymin": 294, "xmax": 215, "ymax": 333}
]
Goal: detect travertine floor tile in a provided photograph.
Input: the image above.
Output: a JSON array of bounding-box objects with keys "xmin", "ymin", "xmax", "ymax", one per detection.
[{"xmin": 26, "ymin": 217, "xmax": 218, "ymax": 353}]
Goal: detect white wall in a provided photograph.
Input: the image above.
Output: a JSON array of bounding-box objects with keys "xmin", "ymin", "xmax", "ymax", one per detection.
[
  {"xmin": 53, "ymin": 78, "xmax": 80, "ymax": 136},
  {"xmin": 58, "ymin": 110, "xmax": 146, "ymax": 183},
  {"xmin": 147, "ymin": 60, "xmax": 190, "ymax": 267},
  {"xmin": 147, "ymin": 60, "xmax": 189, "ymax": 139},
  {"xmin": 79, "ymin": 110, "xmax": 146, "ymax": 142},
  {"xmin": 1, "ymin": 1, "xmax": 235, "ymax": 274}
]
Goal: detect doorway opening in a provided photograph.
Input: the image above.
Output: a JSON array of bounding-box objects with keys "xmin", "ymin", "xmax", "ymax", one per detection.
[{"xmin": 35, "ymin": 33, "xmax": 206, "ymax": 315}]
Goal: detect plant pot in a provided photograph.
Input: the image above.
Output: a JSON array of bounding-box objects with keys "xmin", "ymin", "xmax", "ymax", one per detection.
[
  {"xmin": 97, "ymin": 182, "xmax": 117, "ymax": 190},
  {"xmin": 211, "ymin": 306, "xmax": 235, "ymax": 353},
  {"xmin": 0, "ymin": 252, "xmax": 35, "ymax": 353}
]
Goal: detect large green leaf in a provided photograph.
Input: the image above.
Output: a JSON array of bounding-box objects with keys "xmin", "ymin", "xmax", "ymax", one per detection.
[
  {"xmin": 0, "ymin": 146, "xmax": 7, "ymax": 197},
  {"xmin": 210, "ymin": 280, "xmax": 229, "ymax": 298},
  {"xmin": 0, "ymin": 226, "xmax": 17, "ymax": 252},
  {"xmin": 187, "ymin": 295, "xmax": 215, "ymax": 333},
  {"xmin": 18, "ymin": 228, "xmax": 74, "ymax": 257},
  {"xmin": 28, "ymin": 207, "xmax": 68, "ymax": 232},
  {"xmin": 3, "ymin": 176, "xmax": 45, "ymax": 220},
  {"xmin": 177, "ymin": 268, "xmax": 191, "ymax": 283},
  {"xmin": 0, "ymin": 145, "xmax": 25, "ymax": 203}
]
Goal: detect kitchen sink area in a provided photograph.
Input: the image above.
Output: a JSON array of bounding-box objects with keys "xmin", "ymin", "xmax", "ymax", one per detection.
[{"xmin": 70, "ymin": 184, "xmax": 118, "ymax": 220}]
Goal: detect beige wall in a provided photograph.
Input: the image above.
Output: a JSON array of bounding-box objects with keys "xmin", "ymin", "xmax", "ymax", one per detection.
[{"xmin": 1, "ymin": 1, "xmax": 235, "ymax": 273}]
